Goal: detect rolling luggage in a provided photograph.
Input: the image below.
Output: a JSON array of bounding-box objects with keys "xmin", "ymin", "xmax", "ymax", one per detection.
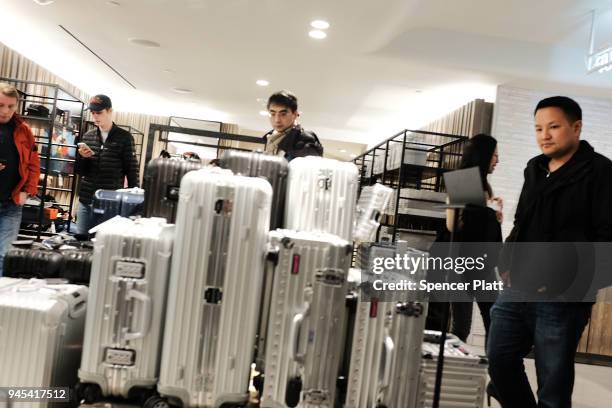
[
  {"xmin": 77, "ymin": 217, "xmax": 175, "ymax": 403},
  {"xmin": 157, "ymin": 167, "xmax": 272, "ymax": 408},
  {"xmin": 345, "ymin": 243, "xmax": 428, "ymax": 408},
  {"xmin": 353, "ymin": 183, "xmax": 393, "ymax": 243},
  {"xmin": 143, "ymin": 157, "xmax": 203, "ymax": 223},
  {"xmin": 60, "ymin": 249, "xmax": 93, "ymax": 285},
  {"xmin": 260, "ymin": 230, "xmax": 352, "ymax": 408},
  {"xmin": 92, "ymin": 189, "xmax": 145, "ymax": 225},
  {"xmin": 285, "ymin": 157, "xmax": 359, "ymax": 242},
  {"xmin": 417, "ymin": 331, "xmax": 488, "ymax": 408},
  {"xmin": 0, "ymin": 278, "xmax": 88, "ymax": 407},
  {"xmin": 3, "ymin": 248, "xmax": 64, "ymax": 279},
  {"xmin": 219, "ymin": 150, "xmax": 288, "ymax": 229}
]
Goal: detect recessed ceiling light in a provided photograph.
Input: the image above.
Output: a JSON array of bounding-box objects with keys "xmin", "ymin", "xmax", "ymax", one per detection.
[
  {"xmin": 259, "ymin": 110, "xmax": 270, "ymax": 116},
  {"xmin": 415, "ymin": 89, "xmax": 423, "ymax": 93},
  {"xmin": 129, "ymin": 38, "xmax": 161, "ymax": 48},
  {"xmin": 107, "ymin": 0, "xmax": 121, "ymax": 6},
  {"xmin": 163, "ymin": 69, "xmax": 174, "ymax": 74},
  {"xmin": 256, "ymin": 79, "xmax": 270, "ymax": 87},
  {"xmin": 33, "ymin": 0, "xmax": 54, "ymax": 5},
  {"xmin": 339, "ymin": 149, "xmax": 347, "ymax": 153},
  {"xmin": 310, "ymin": 20, "xmax": 330, "ymax": 30},
  {"xmin": 172, "ymin": 87, "xmax": 193, "ymax": 94},
  {"xmin": 309, "ymin": 30, "xmax": 327, "ymax": 40},
  {"xmin": 350, "ymin": 153, "xmax": 357, "ymax": 158}
]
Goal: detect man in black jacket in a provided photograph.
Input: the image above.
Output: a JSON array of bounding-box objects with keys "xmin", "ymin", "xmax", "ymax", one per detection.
[
  {"xmin": 487, "ymin": 96, "xmax": 612, "ymax": 408},
  {"xmin": 263, "ymin": 90, "xmax": 323, "ymax": 161},
  {"xmin": 75, "ymin": 95, "xmax": 139, "ymax": 234}
]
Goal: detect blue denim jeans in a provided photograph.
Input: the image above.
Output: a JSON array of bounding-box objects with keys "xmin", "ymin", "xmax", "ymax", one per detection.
[
  {"xmin": 0, "ymin": 201, "xmax": 23, "ymax": 277},
  {"xmin": 76, "ymin": 202, "xmax": 96, "ymax": 236},
  {"xmin": 487, "ymin": 296, "xmax": 592, "ymax": 408}
]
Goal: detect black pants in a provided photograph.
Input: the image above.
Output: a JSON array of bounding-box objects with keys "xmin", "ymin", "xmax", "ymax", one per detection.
[{"xmin": 451, "ymin": 300, "xmax": 494, "ymax": 345}]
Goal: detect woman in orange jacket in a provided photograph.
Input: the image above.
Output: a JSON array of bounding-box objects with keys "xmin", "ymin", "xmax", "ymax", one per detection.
[{"xmin": 0, "ymin": 83, "xmax": 40, "ymax": 276}]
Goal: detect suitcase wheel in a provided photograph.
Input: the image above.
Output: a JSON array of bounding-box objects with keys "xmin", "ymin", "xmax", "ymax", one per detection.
[
  {"xmin": 285, "ymin": 376, "xmax": 302, "ymax": 407},
  {"xmin": 143, "ymin": 395, "xmax": 171, "ymax": 408},
  {"xmin": 74, "ymin": 382, "xmax": 102, "ymax": 404}
]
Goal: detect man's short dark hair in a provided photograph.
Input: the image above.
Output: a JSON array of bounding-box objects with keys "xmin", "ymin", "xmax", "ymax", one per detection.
[
  {"xmin": 534, "ymin": 96, "xmax": 582, "ymax": 123},
  {"xmin": 267, "ymin": 90, "xmax": 298, "ymax": 112}
]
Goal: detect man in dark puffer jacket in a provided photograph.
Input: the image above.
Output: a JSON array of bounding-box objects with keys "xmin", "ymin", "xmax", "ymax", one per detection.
[
  {"xmin": 263, "ymin": 90, "xmax": 323, "ymax": 161},
  {"xmin": 75, "ymin": 95, "xmax": 139, "ymax": 234}
]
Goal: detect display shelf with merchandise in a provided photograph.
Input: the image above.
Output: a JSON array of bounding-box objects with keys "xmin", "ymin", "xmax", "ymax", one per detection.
[
  {"xmin": 0, "ymin": 77, "xmax": 85, "ymax": 240},
  {"xmin": 354, "ymin": 129, "xmax": 467, "ymax": 242}
]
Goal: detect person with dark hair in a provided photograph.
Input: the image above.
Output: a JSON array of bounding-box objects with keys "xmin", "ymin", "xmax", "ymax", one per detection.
[
  {"xmin": 75, "ymin": 95, "xmax": 139, "ymax": 235},
  {"xmin": 447, "ymin": 134, "xmax": 503, "ymax": 344},
  {"xmin": 263, "ymin": 90, "xmax": 323, "ymax": 161},
  {"xmin": 487, "ymin": 96, "xmax": 612, "ymax": 407}
]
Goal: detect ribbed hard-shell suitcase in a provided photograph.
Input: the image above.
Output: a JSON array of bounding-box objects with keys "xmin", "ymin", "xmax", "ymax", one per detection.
[
  {"xmin": 143, "ymin": 158, "xmax": 203, "ymax": 223},
  {"xmin": 260, "ymin": 230, "xmax": 352, "ymax": 408},
  {"xmin": 219, "ymin": 150, "xmax": 288, "ymax": 229},
  {"xmin": 60, "ymin": 250, "xmax": 93, "ymax": 285},
  {"xmin": 285, "ymin": 157, "xmax": 359, "ymax": 242},
  {"xmin": 92, "ymin": 189, "xmax": 145, "ymax": 225},
  {"xmin": 353, "ymin": 183, "xmax": 393, "ymax": 243},
  {"xmin": 417, "ymin": 331, "xmax": 487, "ymax": 408},
  {"xmin": 77, "ymin": 217, "xmax": 174, "ymax": 403},
  {"xmin": 345, "ymin": 243, "xmax": 428, "ymax": 408},
  {"xmin": 3, "ymin": 248, "xmax": 64, "ymax": 279},
  {"xmin": 158, "ymin": 167, "xmax": 272, "ymax": 408},
  {"xmin": 0, "ymin": 278, "xmax": 88, "ymax": 408}
]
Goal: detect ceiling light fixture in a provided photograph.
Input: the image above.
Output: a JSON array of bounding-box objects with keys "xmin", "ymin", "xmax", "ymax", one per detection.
[
  {"xmin": 172, "ymin": 87, "xmax": 193, "ymax": 94},
  {"xmin": 310, "ymin": 20, "xmax": 330, "ymax": 30},
  {"xmin": 106, "ymin": 1, "xmax": 121, "ymax": 6},
  {"xmin": 259, "ymin": 110, "xmax": 270, "ymax": 116},
  {"xmin": 339, "ymin": 149, "xmax": 347, "ymax": 153},
  {"xmin": 163, "ymin": 69, "xmax": 174, "ymax": 73},
  {"xmin": 350, "ymin": 153, "xmax": 357, "ymax": 158},
  {"xmin": 309, "ymin": 30, "xmax": 327, "ymax": 40},
  {"xmin": 33, "ymin": 0, "xmax": 55, "ymax": 5},
  {"xmin": 128, "ymin": 38, "xmax": 161, "ymax": 48},
  {"xmin": 256, "ymin": 79, "xmax": 270, "ymax": 87}
]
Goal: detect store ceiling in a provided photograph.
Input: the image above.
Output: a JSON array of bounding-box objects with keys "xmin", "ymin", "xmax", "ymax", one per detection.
[{"xmin": 2, "ymin": 0, "xmax": 612, "ymax": 150}]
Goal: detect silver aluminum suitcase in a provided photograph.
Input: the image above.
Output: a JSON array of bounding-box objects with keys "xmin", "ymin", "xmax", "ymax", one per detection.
[
  {"xmin": 417, "ymin": 331, "xmax": 487, "ymax": 408},
  {"xmin": 353, "ymin": 183, "xmax": 393, "ymax": 243},
  {"xmin": 261, "ymin": 230, "xmax": 352, "ymax": 408},
  {"xmin": 77, "ymin": 217, "xmax": 174, "ymax": 402},
  {"xmin": 219, "ymin": 150, "xmax": 289, "ymax": 229},
  {"xmin": 285, "ymin": 157, "xmax": 359, "ymax": 242},
  {"xmin": 0, "ymin": 278, "xmax": 88, "ymax": 408},
  {"xmin": 158, "ymin": 167, "xmax": 272, "ymax": 408},
  {"xmin": 346, "ymin": 243, "xmax": 428, "ymax": 408}
]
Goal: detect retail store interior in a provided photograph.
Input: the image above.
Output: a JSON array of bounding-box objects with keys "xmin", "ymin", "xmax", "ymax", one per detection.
[{"xmin": 1, "ymin": 1, "xmax": 612, "ymax": 407}]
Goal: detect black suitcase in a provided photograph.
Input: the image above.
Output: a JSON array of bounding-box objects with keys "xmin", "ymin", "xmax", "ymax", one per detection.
[
  {"xmin": 3, "ymin": 248, "xmax": 64, "ymax": 279},
  {"xmin": 92, "ymin": 189, "xmax": 144, "ymax": 225},
  {"xmin": 60, "ymin": 250, "xmax": 93, "ymax": 284},
  {"xmin": 219, "ymin": 150, "xmax": 288, "ymax": 229},
  {"xmin": 143, "ymin": 158, "xmax": 203, "ymax": 223}
]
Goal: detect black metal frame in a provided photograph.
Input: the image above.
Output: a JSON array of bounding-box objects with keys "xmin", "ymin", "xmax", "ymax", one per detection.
[
  {"xmin": 0, "ymin": 77, "xmax": 85, "ymax": 240},
  {"xmin": 144, "ymin": 123, "xmax": 265, "ymax": 164},
  {"xmin": 353, "ymin": 129, "xmax": 468, "ymax": 243}
]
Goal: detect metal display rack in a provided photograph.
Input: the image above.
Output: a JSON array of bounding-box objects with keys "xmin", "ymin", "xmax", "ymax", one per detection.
[
  {"xmin": 1, "ymin": 77, "xmax": 85, "ymax": 240},
  {"xmin": 353, "ymin": 129, "xmax": 468, "ymax": 242}
]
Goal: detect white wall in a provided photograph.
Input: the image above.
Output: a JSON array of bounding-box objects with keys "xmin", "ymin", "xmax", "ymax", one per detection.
[{"xmin": 490, "ymin": 85, "xmax": 612, "ymax": 238}]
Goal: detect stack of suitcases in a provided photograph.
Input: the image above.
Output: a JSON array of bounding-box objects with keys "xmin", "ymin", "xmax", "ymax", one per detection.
[{"xmin": 0, "ymin": 150, "xmax": 488, "ymax": 408}]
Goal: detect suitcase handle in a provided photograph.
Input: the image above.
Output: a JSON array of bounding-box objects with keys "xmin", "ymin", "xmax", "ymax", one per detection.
[
  {"xmin": 379, "ymin": 333, "xmax": 395, "ymax": 394},
  {"xmin": 124, "ymin": 289, "xmax": 152, "ymax": 341},
  {"xmin": 289, "ymin": 300, "xmax": 311, "ymax": 365}
]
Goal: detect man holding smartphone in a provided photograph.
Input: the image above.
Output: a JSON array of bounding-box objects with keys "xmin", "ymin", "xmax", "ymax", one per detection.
[
  {"xmin": 0, "ymin": 83, "xmax": 40, "ymax": 276},
  {"xmin": 75, "ymin": 94, "xmax": 139, "ymax": 235}
]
